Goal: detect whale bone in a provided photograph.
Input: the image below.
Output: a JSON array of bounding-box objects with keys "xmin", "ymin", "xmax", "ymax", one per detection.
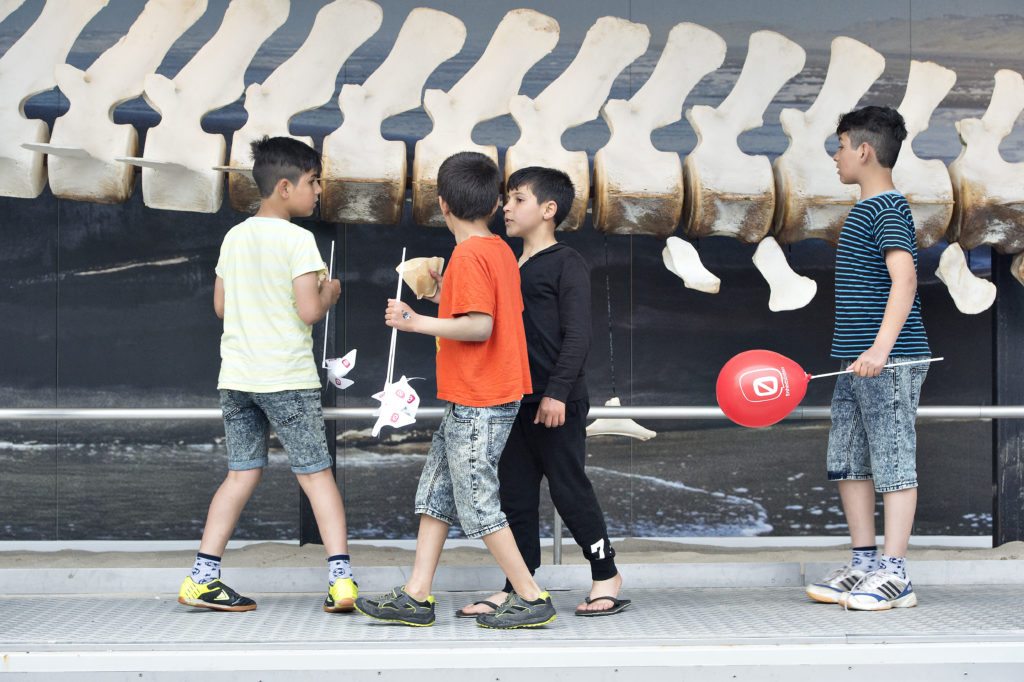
[
  {"xmin": 28, "ymin": 0, "xmax": 206, "ymax": 205},
  {"xmin": 751, "ymin": 236, "xmax": 817, "ymax": 311},
  {"xmin": 947, "ymin": 69, "xmax": 1024, "ymax": 254},
  {"xmin": 504, "ymin": 16, "xmax": 650, "ymax": 231},
  {"xmin": 893, "ymin": 60, "xmax": 957, "ymax": 249},
  {"xmin": 661, "ymin": 236, "xmax": 720, "ymax": 293},
  {"xmin": 935, "ymin": 243, "xmax": 996, "ymax": 314},
  {"xmin": 320, "ymin": 7, "xmax": 466, "ymax": 225},
  {"xmin": 586, "ymin": 397, "xmax": 656, "ymax": 441},
  {"xmin": 683, "ymin": 30, "xmax": 805, "ymax": 244},
  {"xmin": 771, "ymin": 37, "xmax": 883, "ymax": 246},
  {"xmin": 117, "ymin": 0, "xmax": 289, "ymax": 213},
  {"xmin": 225, "ymin": 0, "xmax": 382, "ymax": 214},
  {"xmin": 410, "ymin": 9, "xmax": 558, "ymax": 227},
  {"xmin": 0, "ymin": 0, "xmax": 108, "ymax": 199},
  {"xmin": 593, "ymin": 22, "xmax": 725, "ymax": 239}
]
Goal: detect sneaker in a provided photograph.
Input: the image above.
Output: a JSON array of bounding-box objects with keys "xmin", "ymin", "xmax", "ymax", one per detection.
[
  {"xmin": 323, "ymin": 577, "xmax": 358, "ymax": 613},
  {"xmin": 805, "ymin": 564, "xmax": 866, "ymax": 604},
  {"xmin": 178, "ymin": 576, "xmax": 256, "ymax": 612},
  {"xmin": 476, "ymin": 591, "xmax": 557, "ymax": 629},
  {"xmin": 842, "ymin": 569, "xmax": 917, "ymax": 611},
  {"xmin": 354, "ymin": 586, "xmax": 435, "ymax": 626}
]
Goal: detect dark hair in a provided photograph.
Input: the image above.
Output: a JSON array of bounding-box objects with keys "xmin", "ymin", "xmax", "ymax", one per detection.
[
  {"xmin": 835, "ymin": 106, "xmax": 907, "ymax": 169},
  {"xmin": 250, "ymin": 136, "xmax": 322, "ymax": 197},
  {"xmin": 436, "ymin": 151, "xmax": 501, "ymax": 221},
  {"xmin": 506, "ymin": 166, "xmax": 575, "ymax": 228}
]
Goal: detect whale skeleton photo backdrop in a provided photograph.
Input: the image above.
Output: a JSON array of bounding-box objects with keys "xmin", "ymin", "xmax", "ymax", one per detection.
[{"xmin": 1, "ymin": 0, "xmax": 1023, "ymax": 315}]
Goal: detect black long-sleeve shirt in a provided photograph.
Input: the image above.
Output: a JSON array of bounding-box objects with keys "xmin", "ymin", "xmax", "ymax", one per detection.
[{"xmin": 518, "ymin": 243, "xmax": 591, "ymax": 404}]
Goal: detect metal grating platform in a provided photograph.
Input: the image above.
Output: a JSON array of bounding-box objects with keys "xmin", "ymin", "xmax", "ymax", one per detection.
[{"xmin": 3, "ymin": 585, "xmax": 1024, "ymax": 680}]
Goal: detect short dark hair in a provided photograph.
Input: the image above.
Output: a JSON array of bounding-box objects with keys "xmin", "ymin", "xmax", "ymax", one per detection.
[
  {"xmin": 436, "ymin": 151, "xmax": 501, "ymax": 221},
  {"xmin": 250, "ymin": 136, "xmax": 322, "ymax": 197},
  {"xmin": 506, "ymin": 166, "xmax": 575, "ymax": 228},
  {"xmin": 836, "ymin": 106, "xmax": 907, "ymax": 169}
]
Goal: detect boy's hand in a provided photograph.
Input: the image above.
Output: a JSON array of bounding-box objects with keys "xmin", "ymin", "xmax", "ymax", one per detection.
[
  {"xmin": 425, "ymin": 268, "xmax": 443, "ymax": 304},
  {"xmin": 850, "ymin": 347, "xmax": 887, "ymax": 377},
  {"xmin": 535, "ymin": 396, "xmax": 566, "ymax": 428},
  {"xmin": 385, "ymin": 298, "xmax": 416, "ymax": 331},
  {"xmin": 324, "ymin": 279, "xmax": 341, "ymax": 306}
]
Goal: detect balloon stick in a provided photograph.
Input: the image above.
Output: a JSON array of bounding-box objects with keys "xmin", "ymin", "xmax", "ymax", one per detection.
[{"xmin": 810, "ymin": 357, "xmax": 943, "ymax": 380}]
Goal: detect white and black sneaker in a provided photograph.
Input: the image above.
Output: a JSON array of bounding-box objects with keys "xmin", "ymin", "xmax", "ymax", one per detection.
[
  {"xmin": 806, "ymin": 564, "xmax": 866, "ymax": 604},
  {"xmin": 842, "ymin": 569, "xmax": 917, "ymax": 611}
]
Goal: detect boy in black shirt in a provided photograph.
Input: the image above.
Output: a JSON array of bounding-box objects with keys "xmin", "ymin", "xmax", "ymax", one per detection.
[{"xmin": 456, "ymin": 166, "xmax": 628, "ymax": 617}]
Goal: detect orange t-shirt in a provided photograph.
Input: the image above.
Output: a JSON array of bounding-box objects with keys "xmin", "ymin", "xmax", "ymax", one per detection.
[{"xmin": 436, "ymin": 235, "xmax": 532, "ymax": 407}]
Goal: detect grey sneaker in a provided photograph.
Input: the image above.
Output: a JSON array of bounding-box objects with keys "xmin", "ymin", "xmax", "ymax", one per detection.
[
  {"xmin": 806, "ymin": 564, "xmax": 866, "ymax": 604},
  {"xmin": 843, "ymin": 570, "xmax": 917, "ymax": 611},
  {"xmin": 354, "ymin": 586, "xmax": 435, "ymax": 626},
  {"xmin": 476, "ymin": 591, "xmax": 557, "ymax": 629}
]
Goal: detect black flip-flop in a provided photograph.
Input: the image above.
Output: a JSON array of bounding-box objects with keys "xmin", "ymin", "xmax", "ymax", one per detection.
[
  {"xmin": 454, "ymin": 600, "xmax": 499, "ymax": 618},
  {"xmin": 575, "ymin": 596, "xmax": 631, "ymax": 616}
]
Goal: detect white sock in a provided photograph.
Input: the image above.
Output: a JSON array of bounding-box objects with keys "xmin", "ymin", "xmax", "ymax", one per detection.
[{"xmin": 191, "ymin": 552, "xmax": 221, "ymax": 584}]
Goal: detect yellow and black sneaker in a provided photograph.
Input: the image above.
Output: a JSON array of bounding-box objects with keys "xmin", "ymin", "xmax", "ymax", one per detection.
[
  {"xmin": 323, "ymin": 577, "xmax": 358, "ymax": 613},
  {"xmin": 178, "ymin": 576, "xmax": 257, "ymax": 612},
  {"xmin": 476, "ymin": 591, "xmax": 556, "ymax": 629},
  {"xmin": 354, "ymin": 586, "xmax": 435, "ymax": 626}
]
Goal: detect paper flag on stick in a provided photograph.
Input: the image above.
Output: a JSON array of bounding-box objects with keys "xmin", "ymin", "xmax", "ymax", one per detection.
[
  {"xmin": 326, "ymin": 349, "xmax": 357, "ymax": 390},
  {"xmin": 371, "ymin": 375, "xmax": 421, "ymax": 437},
  {"xmin": 373, "ymin": 248, "xmax": 420, "ymax": 436},
  {"xmin": 319, "ymin": 240, "xmax": 356, "ymax": 391}
]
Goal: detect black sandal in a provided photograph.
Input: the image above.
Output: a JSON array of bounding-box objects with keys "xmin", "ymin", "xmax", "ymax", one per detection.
[{"xmin": 454, "ymin": 599, "xmax": 499, "ymax": 618}]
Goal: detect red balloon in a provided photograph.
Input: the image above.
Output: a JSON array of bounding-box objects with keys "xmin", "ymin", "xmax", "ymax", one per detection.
[{"xmin": 716, "ymin": 350, "xmax": 811, "ymax": 428}]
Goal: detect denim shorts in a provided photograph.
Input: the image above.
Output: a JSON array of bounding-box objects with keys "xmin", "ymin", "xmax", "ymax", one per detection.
[
  {"xmin": 414, "ymin": 401, "xmax": 519, "ymax": 538},
  {"xmin": 826, "ymin": 356, "xmax": 929, "ymax": 493},
  {"xmin": 220, "ymin": 388, "xmax": 332, "ymax": 475}
]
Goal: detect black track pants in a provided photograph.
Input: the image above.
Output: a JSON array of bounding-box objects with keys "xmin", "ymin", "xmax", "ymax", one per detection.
[{"xmin": 498, "ymin": 399, "xmax": 617, "ymax": 593}]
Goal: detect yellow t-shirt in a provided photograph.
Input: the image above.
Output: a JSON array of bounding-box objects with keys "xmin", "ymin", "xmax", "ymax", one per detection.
[{"xmin": 215, "ymin": 217, "xmax": 326, "ymax": 392}]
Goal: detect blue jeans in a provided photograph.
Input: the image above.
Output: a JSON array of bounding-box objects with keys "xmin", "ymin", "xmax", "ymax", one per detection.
[
  {"xmin": 220, "ymin": 389, "xmax": 332, "ymax": 475},
  {"xmin": 414, "ymin": 401, "xmax": 519, "ymax": 538},
  {"xmin": 826, "ymin": 356, "xmax": 929, "ymax": 493}
]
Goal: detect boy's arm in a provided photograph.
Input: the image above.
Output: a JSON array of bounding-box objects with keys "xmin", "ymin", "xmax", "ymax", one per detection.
[
  {"xmin": 213, "ymin": 276, "xmax": 225, "ymax": 319},
  {"xmin": 385, "ymin": 298, "xmax": 492, "ymax": 341},
  {"xmin": 536, "ymin": 256, "xmax": 592, "ymax": 428},
  {"xmin": 849, "ymin": 248, "xmax": 917, "ymax": 377},
  {"xmin": 294, "ymin": 271, "xmax": 341, "ymax": 325}
]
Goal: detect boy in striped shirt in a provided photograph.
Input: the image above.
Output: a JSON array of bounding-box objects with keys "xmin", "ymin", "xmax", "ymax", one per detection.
[{"xmin": 805, "ymin": 106, "xmax": 931, "ymax": 611}]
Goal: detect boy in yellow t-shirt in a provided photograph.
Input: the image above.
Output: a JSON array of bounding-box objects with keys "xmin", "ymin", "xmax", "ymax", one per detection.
[{"xmin": 178, "ymin": 137, "xmax": 355, "ymax": 614}]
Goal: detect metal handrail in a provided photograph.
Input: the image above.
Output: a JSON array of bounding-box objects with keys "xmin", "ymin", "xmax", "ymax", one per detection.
[
  {"xmin": 3, "ymin": 404, "xmax": 1019, "ymax": 564},
  {"xmin": 2, "ymin": 406, "xmax": 1024, "ymax": 421}
]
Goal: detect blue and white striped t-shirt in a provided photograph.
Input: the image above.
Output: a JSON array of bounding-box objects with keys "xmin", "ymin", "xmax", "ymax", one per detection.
[{"xmin": 831, "ymin": 191, "xmax": 929, "ymax": 359}]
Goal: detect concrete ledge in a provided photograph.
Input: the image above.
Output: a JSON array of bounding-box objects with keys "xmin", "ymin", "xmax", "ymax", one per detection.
[{"xmin": 4, "ymin": 559, "xmax": 1023, "ymax": 595}]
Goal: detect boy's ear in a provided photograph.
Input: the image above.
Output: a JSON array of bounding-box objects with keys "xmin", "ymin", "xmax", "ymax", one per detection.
[
  {"xmin": 488, "ymin": 196, "xmax": 501, "ymax": 219},
  {"xmin": 437, "ymin": 195, "xmax": 451, "ymax": 216},
  {"xmin": 275, "ymin": 177, "xmax": 292, "ymax": 198},
  {"xmin": 542, "ymin": 200, "xmax": 558, "ymax": 221},
  {"xmin": 858, "ymin": 141, "xmax": 873, "ymax": 164}
]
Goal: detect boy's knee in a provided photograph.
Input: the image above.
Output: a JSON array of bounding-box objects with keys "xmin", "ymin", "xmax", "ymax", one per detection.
[{"xmin": 225, "ymin": 467, "xmax": 263, "ymax": 487}]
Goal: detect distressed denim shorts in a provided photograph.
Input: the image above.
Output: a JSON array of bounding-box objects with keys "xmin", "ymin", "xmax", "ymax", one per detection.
[
  {"xmin": 826, "ymin": 356, "xmax": 929, "ymax": 493},
  {"xmin": 414, "ymin": 401, "xmax": 519, "ymax": 538},
  {"xmin": 220, "ymin": 388, "xmax": 332, "ymax": 475}
]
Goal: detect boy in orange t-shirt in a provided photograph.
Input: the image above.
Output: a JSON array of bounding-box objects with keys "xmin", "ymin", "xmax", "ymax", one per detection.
[{"xmin": 354, "ymin": 152, "xmax": 554, "ymax": 629}]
